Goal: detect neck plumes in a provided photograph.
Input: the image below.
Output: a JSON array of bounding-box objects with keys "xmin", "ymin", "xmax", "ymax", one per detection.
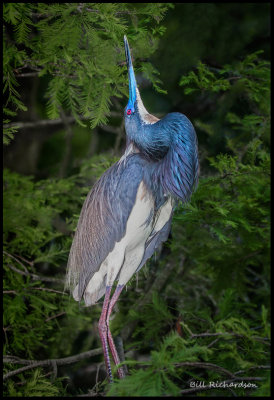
[
  {"xmin": 150, "ymin": 113, "xmax": 199, "ymax": 202},
  {"xmin": 125, "ymin": 104, "xmax": 199, "ymax": 203}
]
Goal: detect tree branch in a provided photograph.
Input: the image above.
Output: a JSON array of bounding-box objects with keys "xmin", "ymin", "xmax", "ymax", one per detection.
[
  {"xmin": 189, "ymin": 331, "xmax": 270, "ymax": 345},
  {"xmin": 3, "ymin": 112, "xmax": 121, "ymax": 131},
  {"xmin": 5, "ymin": 263, "xmax": 64, "ymax": 284},
  {"xmin": 45, "ymin": 311, "xmax": 67, "ymax": 322},
  {"xmin": 3, "ymin": 250, "xmax": 29, "ymax": 273},
  {"xmin": 3, "ymin": 348, "xmax": 103, "ymax": 381},
  {"xmin": 172, "ymin": 361, "xmax": 236, "ymax": 379}
]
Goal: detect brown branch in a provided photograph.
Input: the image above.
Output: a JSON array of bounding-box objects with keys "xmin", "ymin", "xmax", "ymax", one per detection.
[
  {"xmin": 3, "ymin": 112, "xmax": 121, "ymax": 131},
  {"xmin": 13, "ymin": 253, "xmax": 34, "ymax": 267},
  {"xmin": 4, "ymin": 288, "xmax": 66, "ymax": 296},
  {"xmin": 45, "ymin": 311, "xmax": 67, "ymax": 322},
  {"xmin": 3, "ymin": 251, "xmax": 29, "ymax": 273},
  {"xmin": 172, "ymin": 361, "xmax": 236, "ymax": 379},
  {"xmin": 3, "ymin": 348, "xmax": 103, "ymax": 381},
  {"xmin": 15, "ymin": 72, "xmax": 41, "ymax": 78},
  {"xmin": 3, "ymin": 116, "xmax": 82, "ymax": 130},
  {"xmin": 207, "ymin": 337, "xmax": 221, "ymax": 348},
  {"xmin": 6, "ymin": 263, "xmax": 64, "ymax": 284},
  {"xmin": 29, "ymin": 287, "xmax": 66, "ymax": 295},
  {"xmin": 190, "ymin": 332, "xmax": 241, "ymax": 339}
]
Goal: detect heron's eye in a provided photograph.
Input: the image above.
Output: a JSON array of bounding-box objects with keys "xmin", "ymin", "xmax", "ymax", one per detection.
[{"xmin": 127, "ymin": 109, "xmax": 132, "ymax": 115}]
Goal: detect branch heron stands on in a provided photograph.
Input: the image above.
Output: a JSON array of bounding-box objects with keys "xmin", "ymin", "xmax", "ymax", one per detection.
[{"xmin": 66, "ymin": 36, "xmax": 199, "ymax": 382}]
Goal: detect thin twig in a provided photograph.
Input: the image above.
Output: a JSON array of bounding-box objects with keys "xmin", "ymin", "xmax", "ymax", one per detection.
[
  {"xmin": 3, "ymin": 116, "xmax": 83, "ymax": 130},
  {"xmin": 207, "ymin": 337, "xmax": 220, "ymax": 348},
  {"xmin": 15, "ymin": 72, "xmax": 41, "ymax": 78},
  {"xmin": 13, "ymin": 253, "xmax": 34, "ymax": 268},
  {"xmin": 29, "ymin": 287, "xmax": 66, "ymax": 295},
  {"xmin": 172, "ymin": 361, "xmax": 236, "ymax": 379},
  {"xmin": 3, "ymin": 251, "xmax": 29, "ymax": 273},
  {"xmin": 3, "ymin": 348, "xmax": 103, "ymax": 381},
  {"xmin": 234, "ymin": 365, "xmax": 270, "ymax": 375},
  {"xmin": 3, "ymin": 112, "xmax": 121, "ymax": 130},
  {"xmin": 45, "ymin": 311, "xmax": 67, "ymax": 322},
  {"xmin": 6, "ymin": 263, "xmax": 64, "ymax": 284},
  {"xmin": 4, "ymin": 288, "xmax": 66, "ymax": 296},
  {"xmin": 189, "ymin": 331, "xmax": 270, "ymax": 345}
]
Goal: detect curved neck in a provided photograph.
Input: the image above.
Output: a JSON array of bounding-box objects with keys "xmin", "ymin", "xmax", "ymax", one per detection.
[{"xmin": 152, "ymin": 113, "xmax": 199, "ymax": 202}]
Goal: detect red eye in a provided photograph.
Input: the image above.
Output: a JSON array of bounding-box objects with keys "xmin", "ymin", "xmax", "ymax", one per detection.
[{"xmin": 127, "ymin": 109, "xmax": 132, "ymax": 115}]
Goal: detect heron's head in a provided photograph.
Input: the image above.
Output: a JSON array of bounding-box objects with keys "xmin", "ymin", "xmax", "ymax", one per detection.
[
  {"xmin": 123, "ymin": 36, "xmax": 159, "ymax": 134},
  {"xmin": 123, "ymin": 36, "xmax": 173, "ymax": 161}
]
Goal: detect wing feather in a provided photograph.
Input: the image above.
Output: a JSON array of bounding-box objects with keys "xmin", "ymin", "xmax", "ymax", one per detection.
[{"xmin": 66, "ymin": 154, "xmax": 145, "ymax": 300}]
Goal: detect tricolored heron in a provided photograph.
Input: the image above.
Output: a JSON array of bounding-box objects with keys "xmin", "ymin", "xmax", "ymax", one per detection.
[{"xmin": 66, "ymin": 36, "xmax": 199, "ymax": 382}]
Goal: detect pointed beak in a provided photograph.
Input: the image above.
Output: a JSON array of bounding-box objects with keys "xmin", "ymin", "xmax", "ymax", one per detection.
[{"xmin": 124, "ymin": 35, "xmax": 137, "ymax": 111}]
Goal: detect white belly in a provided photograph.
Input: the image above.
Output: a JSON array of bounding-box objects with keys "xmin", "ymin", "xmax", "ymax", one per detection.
[{"xmin": 79, "ymin": 180, "xmax": 154, "ymax": 305}]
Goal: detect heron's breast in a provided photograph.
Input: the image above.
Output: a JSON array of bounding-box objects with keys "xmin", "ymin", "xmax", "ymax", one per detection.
[
  {"xmin": 123, "ymin": 180, "xmax": 155, "ymax": 249},
  {"xmin": 100, "ymin": 180, "xmax": 155, "ymax": 286}
]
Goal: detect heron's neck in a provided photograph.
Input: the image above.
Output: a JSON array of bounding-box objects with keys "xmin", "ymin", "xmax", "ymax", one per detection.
[
  {"xmin": 151, "ymin": 113, "xmax": 199, "ymax": 202},
  {"xmin": 136, "ymin": 89, "xmax": 159, "ymax": 125}
]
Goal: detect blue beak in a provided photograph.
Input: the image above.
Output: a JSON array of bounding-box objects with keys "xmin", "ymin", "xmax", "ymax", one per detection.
[{"xmin": 124, "ymin": 35, "xmax": 137, "ymax": 112}]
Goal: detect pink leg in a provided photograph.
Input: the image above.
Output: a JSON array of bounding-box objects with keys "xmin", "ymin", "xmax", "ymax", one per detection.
[
  {"xmin": 106, "ymin": 284, "xmax": 125, "ymax": 379},
  {"xmin": 98, "ymin": 286, "xmax": 113, "ymax": 382}
]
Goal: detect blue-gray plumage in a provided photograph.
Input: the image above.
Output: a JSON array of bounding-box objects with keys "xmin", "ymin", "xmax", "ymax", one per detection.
[{"xmin": 66, "ymin": 35, "xmax": 199, "ymax": 382}]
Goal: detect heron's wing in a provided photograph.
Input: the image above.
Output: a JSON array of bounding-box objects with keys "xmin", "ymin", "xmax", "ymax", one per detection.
[
  {"xmin": 136, "ymin": 217, "xmax": 172, "ymax": 273},
  {"xmin": 66, "ymin": 154, "xmax": 146, "ymax": 300}
]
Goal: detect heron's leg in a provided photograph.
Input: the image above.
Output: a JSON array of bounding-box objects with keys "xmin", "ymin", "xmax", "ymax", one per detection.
[
  {"xmin": 106, "ymin": 284, "xmax": 126, "ymax": 379},
  {"xmin": 98, "ymin": 286, "xmax": 113, "ymax": 382}
]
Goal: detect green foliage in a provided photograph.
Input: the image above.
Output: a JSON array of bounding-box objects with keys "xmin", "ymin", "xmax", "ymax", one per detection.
[
  {"xmin": 179, "ymin": 51, "xmax": 270, "ymax": 156},
  {"xmin": 3, "ymin": 2, "xmax": 172, "ymax": 144},
  {"xmin": 7, "ymin": 369, "xmax": 66, "ymax": 397}
]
